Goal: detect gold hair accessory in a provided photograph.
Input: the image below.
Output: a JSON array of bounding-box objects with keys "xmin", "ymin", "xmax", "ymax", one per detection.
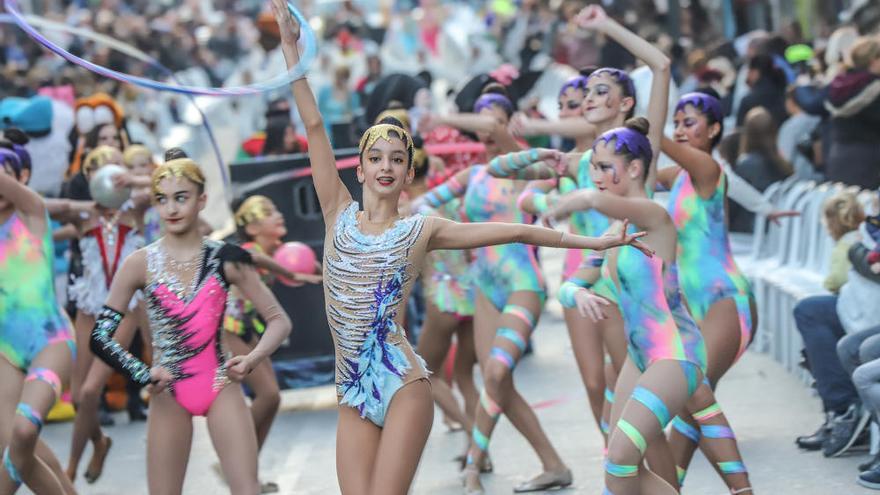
[
  {"xmin": 358, "ymin": 124, "xmax": 414, "ymax": 156},
  {"xmin": 374, "ymin": 109, "xmax": 411, "ymax": 129},
  {"xmin": 151, "ymin": 158, "xmax": 205, "ymax": 195},
  {"xmin": 235, "ymin": 195, "xmax": 273, "ymax": 227}
]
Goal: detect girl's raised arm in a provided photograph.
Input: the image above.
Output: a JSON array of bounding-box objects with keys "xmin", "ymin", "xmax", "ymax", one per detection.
[{"xmin": 273, "ymin": 0, "xmax": 351, "ymax": 221}]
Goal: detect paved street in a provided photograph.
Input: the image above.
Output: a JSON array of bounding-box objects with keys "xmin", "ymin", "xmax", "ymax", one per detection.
[{"xmin": 31, "ymin": 246, "xmax": 877, "ymax": 494}]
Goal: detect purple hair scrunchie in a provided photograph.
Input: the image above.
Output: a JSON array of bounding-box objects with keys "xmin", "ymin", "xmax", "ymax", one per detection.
[{"xmin": 594, "ymin": 126, "xmax": 653, "ymax": 166}]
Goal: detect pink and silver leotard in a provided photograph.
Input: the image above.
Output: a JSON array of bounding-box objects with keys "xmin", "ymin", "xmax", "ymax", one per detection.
[{"xmin": 91, "ymin": 239, "xmax": 251, "ymax": 416}]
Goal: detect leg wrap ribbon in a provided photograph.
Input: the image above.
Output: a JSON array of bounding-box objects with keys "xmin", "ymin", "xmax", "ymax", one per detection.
[
  {"xmin": 717, "ymin": 461, "xmax": 748, "ymax": 474},
  {"xmin": 671, "ymin": 416, "xmax": 701, "ymax": 443},
  {"xmin": 701, "ymin": 424, "xmax": 735, "ymax": 439},
  {"xmin": 496, "ymin": 327, "xmax": 527, "ymax": 354},
  {"xmin": 16, "ymin": 403, "xmax": 43, "ymax": 432},
  {"xmin": 604, "ymin": 388, "xmax": 615, "ymax": 404},
  {"xmin": 632, "ymin": 386, "xmax": 671, "ymax": 428},
  {"xmin": 2, "ymin": 447, "xmax": 21, "ymax": 486},
  {"xmin": 479, "ymin": 389, "xmax": 502, "ymax": 419},
  {"xmin": 490, "ymin": 347, "xmax": 517, "ymax": 370},
  {"xmin": 503, "ymin": 304, "xmax": 536, "ymax": 328},
  {"xmin": 616, "ymin": 419, "xmax": 647, "ymax": 454},
  {"xmin": 694, "ymin": 403, "xmax": 723, "ymax": 422},
  {"xmin": 605, "ymin": 459, "xmax": 638, "ymax": 478},
  {"xmin": 26, "ymin": 367, "xmax": 62, "ymax": 400}
]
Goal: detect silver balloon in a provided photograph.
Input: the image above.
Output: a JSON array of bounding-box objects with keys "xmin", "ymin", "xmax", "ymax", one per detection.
[{"xmin": 89, "ymin": 164, "xmax": 131, "ymax": 209}]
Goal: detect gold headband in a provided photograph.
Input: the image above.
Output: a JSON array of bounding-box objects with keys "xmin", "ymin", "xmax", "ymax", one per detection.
[
  {"xmin": 375, "ymin": 109, "xmax": 411, "ymax": 129},
  {"xmin": 358, "ymin": 124, "xmax": 414, "ymax": 156},
  {"xmin": 235, "ymin": 195, "xmax": 273, "ymax": 227},
  {"xmin": 151, "ymin": 158, "xmax": 205, "ymax": 195}
]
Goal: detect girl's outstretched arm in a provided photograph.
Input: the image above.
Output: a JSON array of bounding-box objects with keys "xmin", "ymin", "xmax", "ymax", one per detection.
[
  {"xmin": 423, "ymin": 112, "xmax": 520, "ymax": 154},
  {"xmin": 511, "ymin": 115, "xmax": 596, "ymax": 141},
  {"xmin": 273, "ymin": 0, "xmax": 351, "ymax": 221},
  {"xmin": 545, "ymin": 189, "xmax": 669, "ymax": 233},
  {"xmin": 428, "ymin": 216, "xmax": 650, "ymax": 256}
]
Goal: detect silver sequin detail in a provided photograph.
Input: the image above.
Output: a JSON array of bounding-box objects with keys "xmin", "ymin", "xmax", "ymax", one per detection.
[{"xmin": 325, "ymin": 203, "xmax": 425, "ymax": 390}]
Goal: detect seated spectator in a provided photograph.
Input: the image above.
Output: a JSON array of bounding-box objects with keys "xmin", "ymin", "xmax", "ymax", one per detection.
[
  {"xmin": 778, "ymin": 85, "xmax": 822, "ymax": 180},
  {"xmin": 730, "ymin": 107, "xmax": 793, "ymax": 231},
  {"xmin": 825, "ymin": 36, "xmax": 880, "ymax": 190},
  {"xmin": 794, "ymin": 191, "xmax": 864, "ymax": 455},
  {"xmin": 837, "ymin": 242, "xmax": 880, "ymax": 487}
]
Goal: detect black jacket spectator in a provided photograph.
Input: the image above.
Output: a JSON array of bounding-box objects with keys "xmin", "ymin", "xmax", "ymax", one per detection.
[
  {"xmin": 825, "ymin": 70, "xmax": 880, "ymax": 189},
  {"xmin": 737, "ymin": 54, "xmax": 789, "ymax": 128}
]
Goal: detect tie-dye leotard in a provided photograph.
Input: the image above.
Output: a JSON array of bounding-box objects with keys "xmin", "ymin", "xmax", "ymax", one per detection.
[
  {"xmin": 522, "ymin": 150, "xmax": 617, "ymax": 302},
  {"xmin": 463, "ymin": 166, "xmax": 545, "ymax": 310},
  {"xmin": 92, "ymin": 239, "xmax": 251, "ymax": 416},
  {"xmin": 0, "ymin": 212, "xmax": 75, "ymax": 370},
  {"xmin": 602, "ymin": 237, "xmax": 706, "ymax": 374},
  {"xmin": 423, "ymin": 199, "xmax": 474, "ymax": 319},
  {"xmin": 666, "ymin": 170, "xmax": 754, "ymax": 360}
]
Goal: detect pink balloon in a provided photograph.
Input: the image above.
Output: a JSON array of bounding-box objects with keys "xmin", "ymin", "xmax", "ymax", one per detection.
[{"xmin": 273, "ymin": 242, "xmax": 317, "ymax": 287}]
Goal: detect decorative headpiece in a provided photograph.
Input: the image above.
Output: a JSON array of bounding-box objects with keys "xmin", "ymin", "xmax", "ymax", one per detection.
[
  {"xmin": 151, "ymin": 158, "xmax": 205, "ymax": 195},
  {"xmin": 375, "ymin": 109, "xmax": 411, "ymax": 130},
  {"xmin": 559, "ymin": 75, "xmax": 590, "ymax": 98},
  {"xmin": 235, "ymin": 195, "xmax": 273, "ymax": 227},
  {"xmin": 358, "ymin": 124, "xmax": 414, "ymax": 156},
  {"xmin": 473, "ymin": 93, "xmax": 514, "ymax": 115},
  {"xmin": 675, "ymin": 92, "xmax": 723, "ymax": 122},
  {"xmin": 594, "ymin": 127, "xmax": 653, "ymax": 166},
  {"xmin": 588, "ymin": 68, "xmax": 636, "ymax": 99}
]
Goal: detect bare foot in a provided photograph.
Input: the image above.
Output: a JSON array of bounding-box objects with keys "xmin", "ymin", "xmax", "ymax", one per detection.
[{"xmin": 84, "ymin": 435, "xmax": 112, "ymax": 484}]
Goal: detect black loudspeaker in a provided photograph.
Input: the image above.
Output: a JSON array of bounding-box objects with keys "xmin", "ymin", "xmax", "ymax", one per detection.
[{"xmin": 230, "ymin": 150, "xmax": 362, "ymax": 369}]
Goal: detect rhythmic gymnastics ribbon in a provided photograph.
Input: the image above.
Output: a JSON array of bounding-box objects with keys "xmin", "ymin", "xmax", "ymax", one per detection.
[
  {"xmin": 0, "ymin": 13, "xmax": 233, "ymax": 190},
  {"xmin": 2, "ymin": 0, "xmax": 318, "ymax": 97}
]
